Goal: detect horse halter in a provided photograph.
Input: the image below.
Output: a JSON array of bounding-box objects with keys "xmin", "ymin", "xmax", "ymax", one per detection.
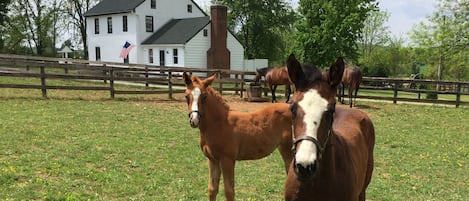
[
  {"xmin": 186, "ymin": 93, "xmax": 207, "ymax": 119},
  {"xmin": 291, "ymin": 104, "xmax": 335, "ymax": 163}
]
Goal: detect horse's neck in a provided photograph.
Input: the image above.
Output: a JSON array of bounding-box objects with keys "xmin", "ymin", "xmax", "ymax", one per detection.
[
  {"xmin": 199, "ymin": 90, "xmax": 230, "ymax": 130},
  {"xmin": 318, "ymin": 132, "xmax": 337, "ymax": 178}
]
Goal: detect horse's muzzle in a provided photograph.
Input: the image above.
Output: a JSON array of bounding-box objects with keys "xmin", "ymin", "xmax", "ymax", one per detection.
[
  {"xmin": 294, "ymin": 158, "xmax": 318, "ymax": 182},
  {"xmin": 188, "ymin": 111, "xmax": 200, "ymax": 128}
]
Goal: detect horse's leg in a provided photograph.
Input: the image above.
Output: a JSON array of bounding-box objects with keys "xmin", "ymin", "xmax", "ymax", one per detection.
[
  {"xmin": 220, "ymin": 158, "xmax": 236, "ymax": 201},
  {"xmin": 348, "ymin": 85, "xmax": 353, "ymax": 108},
  {"xmin": 285, "ymin": 84, "xmax": 291, "ymax": 103},
  {"xmin": 337, "ymin": 84, "xmax": 342, "ymax": 103},
  {"xmin": 208, "ymin": 159, "xmax": 221, "ymax": 201},
  {"xmin": 271, "ymin": 85, "xmax": 277, "ymax": 103},
  {"xmin": 354, "ymin": 85, "xmax": 359, "ymax": 107},
  {"xmin": 341, "ymin": 84, "xmax": 346, "ymax": 104}
]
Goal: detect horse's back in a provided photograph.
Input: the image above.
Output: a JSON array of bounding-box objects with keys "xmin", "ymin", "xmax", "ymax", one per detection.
[
  {"xmin": 343, "ymin": 66, "xmax": 363, "ymax": 86},
  {"xmin": 266, "ymin": 67, "xmax": 290, "ymax": 85}
]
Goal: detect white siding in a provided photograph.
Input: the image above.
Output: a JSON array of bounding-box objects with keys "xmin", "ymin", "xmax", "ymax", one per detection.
[
  {"xmin": 86, "ymin": 0, "xmax": 247, "ymax": 71},
  {"xmin": 86, "ymin": 13, "xmax": 139, "ymax": 63},
  {"xmin": 185, "ymin": 26, "xmax": 211, "ymax": 69},
  {"xmin": 227, "ymin": 32, "xmax": 245, "ymax": 72}
]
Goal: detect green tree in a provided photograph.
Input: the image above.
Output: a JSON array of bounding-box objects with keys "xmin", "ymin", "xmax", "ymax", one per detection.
[
  {"xmin": 0, "ymin": 0, "xmax": 11, "ymax": 52},
  {"xmin": 411, "ymin": 0, "xmax": 469, "ymax": 81},
  {"xmin": 65, "ymin": 0, "xmax": 99, "ymax": 59},
  {"xmin": 4, "ymin": 0, "xmax": 64, "ymax": 56},
  {"xmin": 218, "ymin": 0, "xmax": 297, "ymax": 66},
  {"xmin": 357, "ymin": 9, "xmax": 390, "ymax": 61},
  {"xmin": 294, "ymin": 0, "xmax": 377, "ymax": 67}
]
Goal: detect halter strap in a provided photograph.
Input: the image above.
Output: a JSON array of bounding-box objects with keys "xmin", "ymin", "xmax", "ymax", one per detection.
[
  {"xmin": 188, "ymin": 110, "xmax": 201, "ymax": 118},
  {"xmin": 291, "ymin": 106, "xmax": 335, "ymax": 160}
]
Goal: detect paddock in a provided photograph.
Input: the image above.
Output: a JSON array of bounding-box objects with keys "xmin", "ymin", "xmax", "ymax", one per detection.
[{"xmin": 0, "ymin": 87, "xmax": 467, "ymax": 200}]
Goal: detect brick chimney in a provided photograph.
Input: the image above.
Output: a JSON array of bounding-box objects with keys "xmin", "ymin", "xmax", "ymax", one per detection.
[{"xmin": 207, "ymin": 5, "xmax": 230, "ymax": 71}]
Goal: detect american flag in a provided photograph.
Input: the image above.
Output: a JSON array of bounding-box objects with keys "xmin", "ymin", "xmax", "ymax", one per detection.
[{"xmin": 119, "ymin": 41, "xmax": 135, "ymax": 58}]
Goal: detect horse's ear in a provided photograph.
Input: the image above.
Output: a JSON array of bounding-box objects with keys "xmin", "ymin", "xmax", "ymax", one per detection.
[
  {"xmin": 183, "ymin": 72, "xmax": 192, "ymax": 86},
  {"xmin": 203, "ymin": 73, "xmax": 216, "ymax": 88},
  {"xmin": 328, "ymin": 57, "xmax": 345, "ymax": 87},
  {"xmin": 286, "ymin": 54, "xmax": 304, "ymax": 87}
]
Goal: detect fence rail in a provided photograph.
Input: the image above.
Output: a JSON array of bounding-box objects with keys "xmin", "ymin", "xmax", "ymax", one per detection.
[{"xmin": 0, "ymin": 54, "xmax": 468, "ymax": 107}]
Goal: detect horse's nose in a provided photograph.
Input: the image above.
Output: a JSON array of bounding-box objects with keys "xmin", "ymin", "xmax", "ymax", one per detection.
[
  {"xmin": 294, "ymin": 162, "xmax": 317, "ymax": 179},
  {"xmin": 189, "ymin": 113, "xmax": 199, "ymax": 128}
]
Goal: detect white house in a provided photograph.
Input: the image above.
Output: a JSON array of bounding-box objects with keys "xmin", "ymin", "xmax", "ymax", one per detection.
[{"xmin": 84, "ymin": 0, "xmax": 254, "ymax": 72}]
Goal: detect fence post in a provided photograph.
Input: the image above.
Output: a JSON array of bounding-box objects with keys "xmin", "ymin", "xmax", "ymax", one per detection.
[
  {"xmin": 108, "ymin": 65, "xmax": 115, "ymax": 99},
  {"xmin": 240, "ymin": 73, "xmax": 245, "ymax": 98},
  {"xmin": 145, "ymin": 66, "xmax": 149, "ymax": 87},
  {"xmin": 456, "ymin": 83, "xmax": 461, "ymax": 108},
  {"xmin": 40, "ymin": 65, "xmax": 47, "ymax": 98},
  {"xmin": 234, "ymin": 74, "xmax": 239, "ymax": 95},
  {"xmin": 168, "ymin": 70, "xmax": 173, "ymax": 99},
  {"xmin": 393, "ymin": 81, "xmax": 398, "ymax": 104}
]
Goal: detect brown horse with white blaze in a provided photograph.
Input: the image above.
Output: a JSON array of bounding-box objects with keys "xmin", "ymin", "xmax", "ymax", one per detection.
[
  {"xmin": 182, "ymin": 72, "xmax": 294, "ymax": 201},
  {"xmin": 284, "ymin": 54, "xmax": 375, "ymax": 201}
]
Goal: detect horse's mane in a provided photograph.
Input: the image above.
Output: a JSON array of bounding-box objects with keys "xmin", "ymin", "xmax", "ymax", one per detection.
[
  {"xmin": 256, "ymin": 67, "xmax": 270, "ymax": 76},
  {"xmin": 302, "ymin": 64, "xmax": 323, "ymax": 83},
  {"xmin": 206, "ymin": 86, "xmax": 231, "ymax": 111},
  {"xmin": 191, "ymin": 75, "xmax": 231, "ymax": 111}
]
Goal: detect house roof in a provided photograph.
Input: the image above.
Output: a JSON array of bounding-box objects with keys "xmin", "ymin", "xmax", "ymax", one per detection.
[
  {"xmin": 84, "ymin": 0, "xmax": 208, "ymax": 17},
  {"xmin": 141, "ymin": 16, "xmax": 210, "ymax": 45},
  {"xmin": 57, "ymin": 46, "xmax": 73, "ymax": 53},
  {"xmin": 84, "ymin": 0, "xmax": 146, "ymax": 17}
]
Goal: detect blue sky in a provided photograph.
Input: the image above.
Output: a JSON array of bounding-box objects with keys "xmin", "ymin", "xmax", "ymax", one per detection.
[{"xmin": 194, "ymin": 0, "xmax": 438, "ymax": 43}]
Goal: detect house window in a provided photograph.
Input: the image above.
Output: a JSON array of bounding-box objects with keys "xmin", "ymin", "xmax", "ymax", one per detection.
[
  {"xmin": 173, "ymin": 49, "xmax": 178, "ymax": 64},
  {"xmin": 151, "ymin": 0, "xmax": 156, "ymax": 9},
  {"xmin": 203, "ymin": 29, "xmax": 208, "ymax": 37},
  {"xmin": 145, "ymin": 16, "xmax": 153, "ymax": 32},
  {"xmin": 107, "ymin": 17, "xmax": 112, "ymax": 33},
  {"xmin": 123, "ymin": 16, "xmax": 128, "ymax": 32},
  {"xmin": 187, "ymin": 5, "xmax": 192, "ymax": 13},
  {"xmin": 149, "ymin": 49, "xmax": 154, "ymax": 64},
  {"xmin": 94, "ymin": 18, "xmax": 99, "ymax": 34},
  {"xmin": 95, "ymin": 47, "xmax": 101, "ymax": 61}
]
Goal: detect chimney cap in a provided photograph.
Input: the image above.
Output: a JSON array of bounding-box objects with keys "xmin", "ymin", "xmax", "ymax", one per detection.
[{"xmin": 212, "ymin": 1, "xmax": 223, "ymax": 6}]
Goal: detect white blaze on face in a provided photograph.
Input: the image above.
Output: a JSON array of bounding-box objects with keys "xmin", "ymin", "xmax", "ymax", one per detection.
[
  {"xmin": 295, "ymin": 89, "xmax": 329, "ymax": 166},
  {"xmin": 190, "ymin": 88, "xmax": 201, "ymax": 119}
]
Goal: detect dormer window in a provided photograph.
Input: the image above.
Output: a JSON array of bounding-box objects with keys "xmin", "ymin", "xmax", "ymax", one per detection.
[
  {"xmin": 151, "ymin": 0, "xmax": 156, "ymax": 9},
  {"xmin": 187, "ymin": 4, "xmax": 192, "ymax": 13},
  {"xmin": 145, "ymin": 16, "xmax": 154, "ymax": 32}
]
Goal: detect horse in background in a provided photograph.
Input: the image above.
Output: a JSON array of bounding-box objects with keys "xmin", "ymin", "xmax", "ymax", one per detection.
[
  {"xmin": 339, "ymin": 65, "xmax": 363, "ymax": 108},
  {"xmin": 183, "ymin": 72, "xmax": 294, "ymax": 201},
  {"xmin": 254, "ymin": 67, "xmax": 292, "ymax": 103},
  {"xmin": 284, "ymin": 54, "xmax": 375, "ymax": 201}
]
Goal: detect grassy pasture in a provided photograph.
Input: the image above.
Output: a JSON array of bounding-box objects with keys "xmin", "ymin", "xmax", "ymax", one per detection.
[{"xmin": 0, "ymin": 78, "xmax": 468, "ymax": 200}]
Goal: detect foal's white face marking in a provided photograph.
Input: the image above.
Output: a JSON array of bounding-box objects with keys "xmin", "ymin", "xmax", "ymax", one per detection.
[
  {"xmin": 295, "ymin": 89, "xmax": 329, "ymax": 166},
  {"xmin": 190, "ymin": 88, "xmax": 201, "ymax": 119}
]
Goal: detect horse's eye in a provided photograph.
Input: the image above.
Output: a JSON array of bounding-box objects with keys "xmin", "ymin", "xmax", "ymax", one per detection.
[
  {"xmin": 185, "ymin": 95, "xmax": 190, "ymax": 105},
  {"xmin": 289, "ymin": 103, "xmax": 297, "ymax": 119}
]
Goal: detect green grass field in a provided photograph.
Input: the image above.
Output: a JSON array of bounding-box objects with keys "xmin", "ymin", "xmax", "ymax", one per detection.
[{"xmin": 0, "ymin": 78, "xmax": 468, "ymax": 200}]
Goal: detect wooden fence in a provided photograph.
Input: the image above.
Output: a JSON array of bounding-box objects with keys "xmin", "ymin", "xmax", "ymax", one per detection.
[
  {"xmin": 0, "ymin": 54, "xmax": 255, "ymax": 99},
  {"xmin": 0, "ymin": 54, "xmax": 468, "ymax": 107}
]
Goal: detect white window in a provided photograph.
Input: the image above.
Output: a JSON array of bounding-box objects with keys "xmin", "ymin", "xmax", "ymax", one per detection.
[
  {"xmin": 173, "ymin": 49, "xmax": 178, "ymax": 64},
  {"xmin": 149, "ymin": 49, "xmax": 154, "ymax": 64}
]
